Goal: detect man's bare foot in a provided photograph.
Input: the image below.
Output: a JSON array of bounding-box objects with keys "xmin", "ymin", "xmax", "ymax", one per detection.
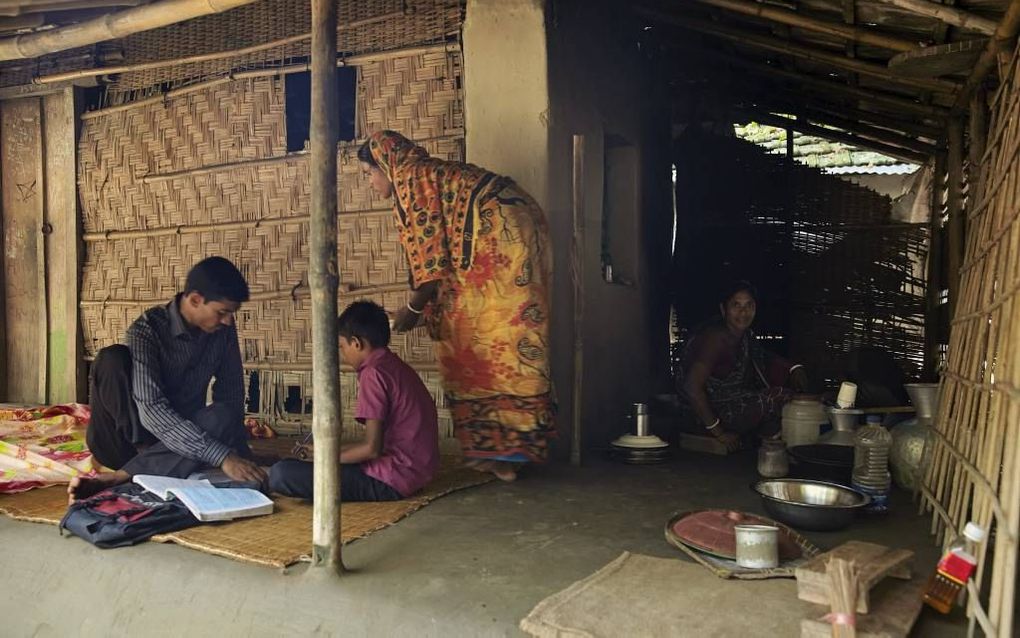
[{"xmin": 67, "ymin": 470, "xmax": 130, "ymax": 505}]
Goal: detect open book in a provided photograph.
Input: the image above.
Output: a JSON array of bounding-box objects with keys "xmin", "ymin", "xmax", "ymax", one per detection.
[{"xmin": 132, "ymin": 475, "xmax": 273, "ymax": 522}]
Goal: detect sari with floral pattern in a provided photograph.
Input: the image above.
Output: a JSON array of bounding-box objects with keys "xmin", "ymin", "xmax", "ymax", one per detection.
[{"xmin": 366, "ymin": 131, "xmax": 555, "ymax": 461}]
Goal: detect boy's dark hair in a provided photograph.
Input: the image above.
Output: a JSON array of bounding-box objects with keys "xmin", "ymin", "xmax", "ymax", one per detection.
[
  {"xmin": 184, "ymin": 257, "xmax": 250, "ymax": 303},
  {"xmin": 357, "ymin": 140, "xmax": 377, "ymax": 167},
  {"xmin": 338, "ymin": 300, "xmax": 391, "ymax": 348},
  {"xmin": 719, "ymin": 279, "xmax": 758, "ymax": 306}
]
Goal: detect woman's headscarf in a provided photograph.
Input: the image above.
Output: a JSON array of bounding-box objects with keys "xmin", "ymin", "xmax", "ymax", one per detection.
[
  {"xmin": 365, "ymin": 130, "xmax": 429, "ymax": 185},
  {"xmin": 364, "ymin": 130, "xmax": 491, "ymax": 288}
]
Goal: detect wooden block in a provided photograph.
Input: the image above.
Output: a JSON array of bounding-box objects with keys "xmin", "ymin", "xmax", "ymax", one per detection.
[
  {"xmin": 800, "ymin": 574, "xmax": 927, "ymax": 638},
  {"xmin": 796, "ymin": 541, "xmax": 914, "ymax": 614},
  {"xmin": 677, "ymin": 433, "xmax": 730, "ymax": 456}
]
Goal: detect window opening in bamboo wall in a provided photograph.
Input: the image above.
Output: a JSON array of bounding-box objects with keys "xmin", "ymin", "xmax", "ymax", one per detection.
[{"xmin": 285, "ymin": 68, "xmax": 357, "ymax": 152}]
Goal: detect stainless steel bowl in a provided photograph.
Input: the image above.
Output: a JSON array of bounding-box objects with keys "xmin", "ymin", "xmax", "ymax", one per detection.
[{"xmin": 751, "ymin": 479, "xmax": 871, "ymax": 531}]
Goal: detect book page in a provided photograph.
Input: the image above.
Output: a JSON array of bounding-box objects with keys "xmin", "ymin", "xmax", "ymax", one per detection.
[
  {"xmin": 132, "ymin": 474, "xmax": 212, "ymax": 500},
  {"xmin": 167, "ymin": 486, "xmax": 273, "ymax": 522}
]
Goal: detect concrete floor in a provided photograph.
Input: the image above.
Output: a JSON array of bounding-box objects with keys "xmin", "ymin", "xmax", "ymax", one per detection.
[{"xmin": 3, "ymin": 449, "xmax": 966, "ymax": 637}]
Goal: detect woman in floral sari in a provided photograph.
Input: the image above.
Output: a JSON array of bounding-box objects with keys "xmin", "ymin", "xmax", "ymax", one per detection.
[{"xmin": 358, "ymin": 130, "xmax": 555, "ymax": 481}]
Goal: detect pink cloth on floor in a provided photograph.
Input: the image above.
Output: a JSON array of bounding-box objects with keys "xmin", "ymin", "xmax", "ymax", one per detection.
[{"xmin": 0, "ymin": 403, "xmax": 100, "ymax": 493}]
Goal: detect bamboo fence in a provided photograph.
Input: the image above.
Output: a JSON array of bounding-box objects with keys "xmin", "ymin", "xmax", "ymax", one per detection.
[
  {"xmin": 672, "ymin": 130, "xmax": 929, "ymax": 387},
  {"xmin": 919, "ymin": 38, "xmax": 1020, "ymax": 638},
  {"xmin": 76, "ymin": 3, "xmax": 466, "ymax": 436}
]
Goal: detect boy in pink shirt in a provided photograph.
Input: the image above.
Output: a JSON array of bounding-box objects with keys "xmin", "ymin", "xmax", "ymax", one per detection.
[{"xmin": 268, "ymin": 301, "xmax": 439, "ymax": 500}]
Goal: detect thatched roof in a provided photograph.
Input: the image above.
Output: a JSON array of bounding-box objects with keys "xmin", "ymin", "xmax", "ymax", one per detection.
[{"xmin": 636, "ymin": 0, "xmax": 1017, "ymax": 161}]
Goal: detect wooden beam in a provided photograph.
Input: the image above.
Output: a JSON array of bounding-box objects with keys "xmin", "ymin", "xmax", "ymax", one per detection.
[
  {"xmin": 0, "ymin": 0, "xmax": 259, "ymax": 60},
  {"xmin": 652, "ymin": 10, "xmax": 962, "ymax": 94},
  {"xmin": 689, "ymin": 0, "xmax": 920, "ymax": 52},
  {"xmin": 924, "ymin": 151, "xmax": 946, "ymax": 380},
  {"xmin": 737, "ymin": 109, "xmax": 930, "ymax": 163},
  {"xmin": 677, "ymin": 46, "xmax": 950, "ymax": 118},
  {"xmin": 33, "ymin": 11, "xmax": 402, "ymax": 84},
  {"xmin": 570, "ymin": 134, "xmax": 585, "ymax": 467},
  {"xmin": 735, "ymin": 96, "xmax": 937, "ymax": 154},
  {"xmin": 875, "ymin": 0, "xmax": 999, "ymax": 36},
  {"xmin": 953, "ymin": 0, "xmax": 1020, "ymax": 113},
  {"xmin": 308, "ymin": 0, "xmax": 343, "ymax": 578}
]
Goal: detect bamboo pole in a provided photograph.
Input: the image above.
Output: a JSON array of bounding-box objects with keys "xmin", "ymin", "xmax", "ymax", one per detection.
[
  {"xmin": 736, "ymin": 109, "xmax": 930, "ymax": 163},
  {"xmin": 0, "ymin": 0, "xmax": 260, "ymax": 61},
  {"xmin": 79, "ymin": 43, "xmax": 459, "ymax": 119},
  {"xmin": 308, "ymin": 0, "xmax": 341, "ymax": 578},
  {"xmin": 81, "ymin": 208, "xmax": 392, "ymax": 241},
  {"xmin": 953, "ymin": 0, "xmax": 1020, "ymax": 113},
  {"xmin": 33, "ymin": 11, "xmax": 402, "ymax": 84},
  {"xmin": 946, "ymin": 119, "xmax": 964, "ymax": 320},
  {"xmin": 646, "ymin": 9, "xmax": 962, "ymax": 94},
  {"xmin": 874, "ymin": 0, "xmax": 999, "ymax": 36},
  {"xmin": 671, "ymin": 46, "xmax": 951, "ymax": 118},
  {"xmin": 968, "ymin": 91, "xmax": 988, "ymax": 194},
  {"xmin": 735, "ymin": 95, "xmax": 937, "ymax": 154},
  {"xmin": 142, "ymin": 151, "xmax": 308, "ymax": 183},
  {"xmin": 78, "ymin": 281, "xmax": 409, "ymax": 307},
  {"xmin": 570, "ymin": 134, "xmax": 585, "ymax": 467},
  {"xmin": 692, "ymin": 0, "xmax": 920, "ymax": 51},
  {"xmin": 923, "ymin": 154, "xmax": 945, "ymax": 380}
]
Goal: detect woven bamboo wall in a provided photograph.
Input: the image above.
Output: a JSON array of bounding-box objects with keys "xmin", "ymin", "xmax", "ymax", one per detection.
[
  {"xmin": 920, "ymin": 43, "xmax": 1020, "ymax": 638},
  {"xmin": 673, "ymin": 130, "xmax": 928, "ymax": 387},
  {"xmin": 79, "ymin": 26, "xmax": 465, "ymax": 437}
]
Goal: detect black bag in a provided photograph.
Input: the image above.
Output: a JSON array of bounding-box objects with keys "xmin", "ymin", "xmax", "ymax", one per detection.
[{"xmin": 59, "ymin": 482, "xmax": 200, "ymax": 548}]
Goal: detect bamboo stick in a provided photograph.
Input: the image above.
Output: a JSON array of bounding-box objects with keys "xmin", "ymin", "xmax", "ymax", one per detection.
[
  {"xmin": 142, "ymin": 151, "xmax": 308, "ymax": 183},
  {"xmin": 570, "ymin": 134, "xmax": 585, "ymax": 467},
  {"xmin": 874, "ymin": 0, "xmax": 999, "ymax": 36},
  {"xmin": 79, "ymin": 42, "xmax": 460, "ymax": 119},
  {"xmin": 735, "ymin": 109, "xmax": 930, "ymax": 163},
  {"xmin": 33, "ymin": 11, "xmax": 402, "ymax": 84},
  {"xmin": 923, "ymin": 154, "xmax": 945, "ymax": 380},
  {"xmin": 952, "ymin": 0, "xmax": 1020, "ymax": 113},
  {"xmin": 308, "ymin": 0, "xmax": 342, "ymax": 577},
  {"xmin": 671, "ymin": 45, "xmax": 951, "ymax": 118},
  {"xmin": 0, "ymin": 0, "xmax": 260, "ymax": 61},
  {"xmin": 647, "ymin": 9, "xmax": 962, "ymax": 93},
  {"xmin": 81, "ymin": 208, "xmax": 392, "ymax": 241},
  {"xmin": 947, "ymin": 119, "xmax": 965, "ymax": 320},
  {"xmin": 692, "ymin": 0, "xmax": 920, "ymax": 51},
  {"xmin": 78, "ymin": 282, "xmax": 410, "ymax": 307}
]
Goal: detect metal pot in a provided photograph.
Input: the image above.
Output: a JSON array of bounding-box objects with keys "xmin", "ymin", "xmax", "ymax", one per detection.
[{"xmin": 751, "ymin": 478, "xmax": 870, "ymax": 531}]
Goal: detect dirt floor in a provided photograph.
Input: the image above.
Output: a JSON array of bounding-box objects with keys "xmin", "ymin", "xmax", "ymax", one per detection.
[{"xmin": 3, "ymin": 447, "xmax": 967, "ymax": 637}]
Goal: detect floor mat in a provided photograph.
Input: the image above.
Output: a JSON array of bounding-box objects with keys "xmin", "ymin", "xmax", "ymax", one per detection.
[
  {"xmin": 520, "ymin": 552, "xmax": 805, "ymax": 637},
  {"xmin": 0, "ymin": 457, "xmax": 494, "ymax": 568}
]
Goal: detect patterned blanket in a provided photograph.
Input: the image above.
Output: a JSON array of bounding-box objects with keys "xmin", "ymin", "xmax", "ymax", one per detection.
[{"xmin": 0, "ymin": 404, "xmax": 99, "ymax": 493}]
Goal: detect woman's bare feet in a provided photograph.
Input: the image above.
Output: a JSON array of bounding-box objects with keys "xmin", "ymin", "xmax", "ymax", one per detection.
[
  {"xmin": 67, "ymin": 470, "xmax": 130, "ymax": 504},
  {"xmin": 490, "ymin": 462, "xmax": 518, "ymax": 482}
]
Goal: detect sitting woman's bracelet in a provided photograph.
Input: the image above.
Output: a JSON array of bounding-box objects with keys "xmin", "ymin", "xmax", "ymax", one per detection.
[
  {"xmin": 705, "ymin": 418, "xmax": 721, "ymax": 432},
  {"xmin": 406, "ymin": 302, "xmax": 424, "ymax": 314}
]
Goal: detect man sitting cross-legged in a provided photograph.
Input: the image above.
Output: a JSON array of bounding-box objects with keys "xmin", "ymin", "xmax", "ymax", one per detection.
[{"xmin": 69, "ymin": 256, "xmax": 266, "ymax": 503}]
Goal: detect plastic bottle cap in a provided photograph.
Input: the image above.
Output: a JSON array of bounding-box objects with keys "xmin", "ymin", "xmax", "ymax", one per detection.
[{"xmin": 963, "ymin": 522, "xmax": 986, "ymax": 543}]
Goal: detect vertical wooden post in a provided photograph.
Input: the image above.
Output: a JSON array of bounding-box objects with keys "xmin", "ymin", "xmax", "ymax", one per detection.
[
  {"xmin": 785, "ymin": 125, "xmax": 794, "ymax": 159},
  {"xmin": 570, "ymin": 134, "xmax": 585, "ymax": 467},
  {"xmin": 923, "ymin": 151, "xmax": 946, "ymax": 381},
  {"xmin": 308, "ymin": 0, "xmax": 342, "ymax": 577},
  {"xmin": 946, "ymin": 119, "xmax": 964, "ymax": 323},
  {"xmin": 44, "ymin": 87, "xmax": 85, "ymax": 403},
  {"xmin": 968, "ymin": 91, "xmax": 988, "ymax": 195}
]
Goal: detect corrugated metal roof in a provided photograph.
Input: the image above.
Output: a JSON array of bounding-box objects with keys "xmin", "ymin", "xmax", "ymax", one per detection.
[{"xmin": 824, "ymin": 164, "xmax": 919, "ymax": 175}]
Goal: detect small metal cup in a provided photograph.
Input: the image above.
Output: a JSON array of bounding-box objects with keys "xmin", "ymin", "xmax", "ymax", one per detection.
[{"xmin": 734, "ymin": 524, "xmax": 780, "ymax": 569}]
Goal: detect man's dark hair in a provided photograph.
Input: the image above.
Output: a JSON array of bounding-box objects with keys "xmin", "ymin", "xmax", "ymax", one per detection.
[
  {"xmin": 184, "ymin": 256, "xmax": 250, "ymax": 303},
  {"xmin": 338, "ymin": 300, "xmax": 391, "ymax": 348},
  {"xmin": 357, "ymin": 140, "xmax": 377, "ymax": 167}
]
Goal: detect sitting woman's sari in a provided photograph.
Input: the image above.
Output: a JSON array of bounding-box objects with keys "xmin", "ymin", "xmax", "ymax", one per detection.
[
  {"xmin": 676, "ymin": 320, "xmax": 792, "ymax": 435},
  {"xmin": 365, "ymin": 131, "xmax": 555, "ymax": 462}
]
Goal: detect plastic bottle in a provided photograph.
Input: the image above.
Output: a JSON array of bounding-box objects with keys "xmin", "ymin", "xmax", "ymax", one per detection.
[
  {"xmin": 851, "ymin": 415, "xmax": 892, "ymax": 512},
  {"xmin": 922, "ymin": 522, "xmax": 986, "ymax": 613}
]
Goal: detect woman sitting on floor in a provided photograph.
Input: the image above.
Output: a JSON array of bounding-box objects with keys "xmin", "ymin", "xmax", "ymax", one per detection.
[{"xmin": 675, "ymin": 281, "xmax": 809, "ymax": 452}]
